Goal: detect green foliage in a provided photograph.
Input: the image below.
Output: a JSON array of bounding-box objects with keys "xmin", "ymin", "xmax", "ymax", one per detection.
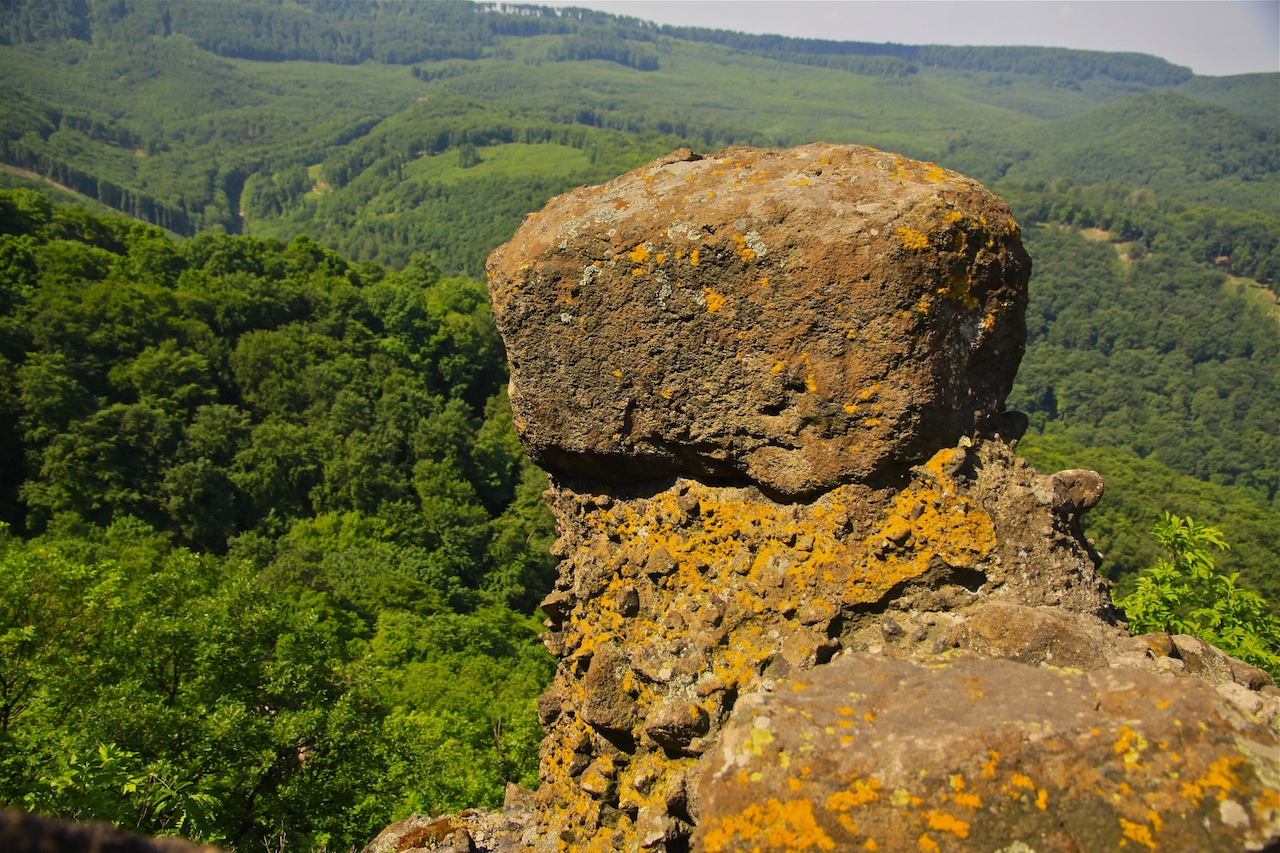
[
  {"xmin": 1115, "ymin": 514, "xmax": 1280, "ymax": 675},
  {"xmin": 23, "ymin": 743, "xmax": 220, "ymax": 843},
  {"xmin": 0, "ymin": 520, "xmax": 551, "ymax": 849},
  {"xmin": 0, "ymin": 193, "xmax": 556, "ymax": 848},
  {"xmin": 1008, "ymin": 226, "xmax": 1279, "ymax": 507}
]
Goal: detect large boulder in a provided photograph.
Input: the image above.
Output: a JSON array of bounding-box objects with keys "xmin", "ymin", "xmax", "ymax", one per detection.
[{"xmin": 487, "ymin": 143, "xmax": 1029, "ymax": 498}]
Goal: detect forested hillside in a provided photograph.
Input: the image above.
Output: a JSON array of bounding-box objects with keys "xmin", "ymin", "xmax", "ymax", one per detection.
[
  {"xmin": 0, "ymin": 189, "xmax": 554, "ymax": 849},
  {"xmin": 1, "ymin": 0, "xmax": 1277, "ymax": 847}
]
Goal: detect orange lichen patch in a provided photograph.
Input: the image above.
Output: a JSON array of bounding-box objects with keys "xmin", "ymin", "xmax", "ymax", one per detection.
[
  {"xmin": 847, "ymin": 447, "xmax": 994, "ymax": 605},
  {"xmin": 896, "ymin": 227, "xmax": 930, "ymax": 250},
  {"xmin": 918, "ymin": 833, "xmax": 940, "ymax": 852},
  {"xmin": 1180, "ymin": 754, "xmax": 1244, "ymax": 804},
  {"xmin": 702, "ymin": 798, "xmax": 837, "ymax": 852},
  {"xmin": 1010, "ymin": 773, "xmax": 1036, "ymax": 792},
  {"xmin": 1035, "ymin": 788, "xmax": 1049, "ymax": 810},
  {"xmin": 939, "ymin": 268, "xmax": 978, "ymax": 308},
  {"xmin": 981, "ymin": 750, "xmax": 999, "ymax": 779},
  {"xmin": 629, "ymin": 244, "xmax": 650, "ymax": 264},
  {"xmin": 1118, "ymin": 817, "xmax": 1157, "ymax": 850},
  {"xmin": 732, "ymin": 234, "xmax": 757, "ymax": 262},
  {"xmin": 801, "ymin": 351, "xmax": 817, "ymax": 392},
  {"xmin": 948, "ymin": 774, "xmax": 982, "ymax": 809},
  {"xmin": 705, "ymin": 288, "xmax": 727, "ymax": 313},
  {"xmin": 827, "ymin": 778, "xmax": 883, "ymax": 811},
  {"xmin": 924, "ymin": 810, "xmax": 970, "ymax": 838},
  {"xmin": 690, "ymin": 249, "xmax": 701, "ymax": 266},
  {"xmin": 923, "ymin": 164, "xmax": 951, "ymax": 183},
  {"xmin": 1113, "ymin": 725, "xmax": 1149, "ymax": 769}
]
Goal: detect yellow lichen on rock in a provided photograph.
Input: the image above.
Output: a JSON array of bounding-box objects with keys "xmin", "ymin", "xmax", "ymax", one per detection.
[{"xmin": 702, "ymin": 798, "xmax": 837, "ymax": 853}]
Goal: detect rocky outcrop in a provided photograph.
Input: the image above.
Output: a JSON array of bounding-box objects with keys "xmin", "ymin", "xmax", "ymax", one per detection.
[
  {"xmin": 487, "ymin": 143, "xmax": 1029, "ymax": 499},
  {"xmin": 367, "ymin": 143, "xmax": 1279, "ymax": 853}
]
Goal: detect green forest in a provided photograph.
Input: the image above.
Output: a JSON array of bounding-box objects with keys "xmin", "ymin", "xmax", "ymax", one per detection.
[
  {"xmin": 1, "ymin": 0, "xmax": 1277, "ymax": 848},
  {"xmin": 0, "ymin": 188, "xmax": 556, "ymax": 849}
]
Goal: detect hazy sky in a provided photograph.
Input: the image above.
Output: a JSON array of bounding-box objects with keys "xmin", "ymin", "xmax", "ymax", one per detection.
[{"xmin": 534, "ymin": 1, "xmax": 1280, "ymax": 77}]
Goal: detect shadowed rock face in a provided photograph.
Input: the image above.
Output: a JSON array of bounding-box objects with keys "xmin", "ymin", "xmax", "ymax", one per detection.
[{"xmin": 487, "ymin": 143, "xmax": 1029, "ymax": 498}]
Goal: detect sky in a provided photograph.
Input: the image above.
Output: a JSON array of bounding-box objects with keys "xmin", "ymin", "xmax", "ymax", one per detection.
[{"xmin": 532, "ymin": 1, "xmax": 1280, "ymax": 77}]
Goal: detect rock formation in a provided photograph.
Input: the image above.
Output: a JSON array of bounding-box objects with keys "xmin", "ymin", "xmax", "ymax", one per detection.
[
  {"xmin": 368, "ymin": 143, "xmax": 1279, "ymax": 853},
  {"xmin": 486, "ymin": 144, "xmax": 1029, "ymax": 498}
]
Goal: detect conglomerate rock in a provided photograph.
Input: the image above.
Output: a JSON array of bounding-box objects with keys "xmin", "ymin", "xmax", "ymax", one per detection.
[
  {"xmin": 487, "ymin": 142, "xmax": 1030, "ymax": 498},
  {"xmin": 364, "ymin": 144, "xmax": 1279, "ymax": 853}
]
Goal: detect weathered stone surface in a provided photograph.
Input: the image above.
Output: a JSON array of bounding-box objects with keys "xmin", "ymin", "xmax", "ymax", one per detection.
[
  {"xmin": 360, "ymin": 809, "xmax": 536, "ymax": 853},
  {"xmin": 696, "ymin": 652, "xmax": 1280, "ymax": 852},
  {"xmin": 487, "ymin": 143, "xmax": 1030, "ymax": 498},
  {"xmin": 942, "ymin": 600, "xmax": 1109, "ymax": 668},
  {"xmin": 525, "ymin": 438, "xmax": 1121, "ymax": 852}
]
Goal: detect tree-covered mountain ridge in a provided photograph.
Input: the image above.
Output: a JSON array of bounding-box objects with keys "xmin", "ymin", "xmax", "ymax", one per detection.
[{"xmin": 1, "ymin": 0, "xmax": 1276, "ymax": 265}]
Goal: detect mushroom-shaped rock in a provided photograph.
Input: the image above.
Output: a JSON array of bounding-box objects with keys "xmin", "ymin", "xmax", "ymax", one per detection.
[{"xmin": 487, "ymin": 143, "xmax": 1030, "ymax": 497}]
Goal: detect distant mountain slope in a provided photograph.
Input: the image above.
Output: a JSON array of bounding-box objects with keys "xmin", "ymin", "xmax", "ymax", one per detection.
[
  {"xmin": 2, "ymin": 0, "xmax": 1275, "ymax": 249},
  {"xmin": 1176, "ymin": 73, "xmax": 1280, "ymax": 127},
  {"xmin": 1005, "ymin": 92, "xmax": 1280, "ymax": 213}
]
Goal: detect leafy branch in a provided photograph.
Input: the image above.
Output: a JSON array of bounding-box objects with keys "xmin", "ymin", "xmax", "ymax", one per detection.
[{"xmin": 1116, "ymin": 512, "xmax": 1280, "ymax": 675}]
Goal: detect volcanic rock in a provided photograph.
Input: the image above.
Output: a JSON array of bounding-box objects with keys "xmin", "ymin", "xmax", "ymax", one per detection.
[{"xmin": 487, "ymin": 142, "xmax": 1029, "ymax": 498}]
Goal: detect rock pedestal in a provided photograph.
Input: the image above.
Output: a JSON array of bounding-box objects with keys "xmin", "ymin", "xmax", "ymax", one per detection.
[{"xmin": 365, "ymin": 144, "xmax": 1279, "ymax": 853}]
